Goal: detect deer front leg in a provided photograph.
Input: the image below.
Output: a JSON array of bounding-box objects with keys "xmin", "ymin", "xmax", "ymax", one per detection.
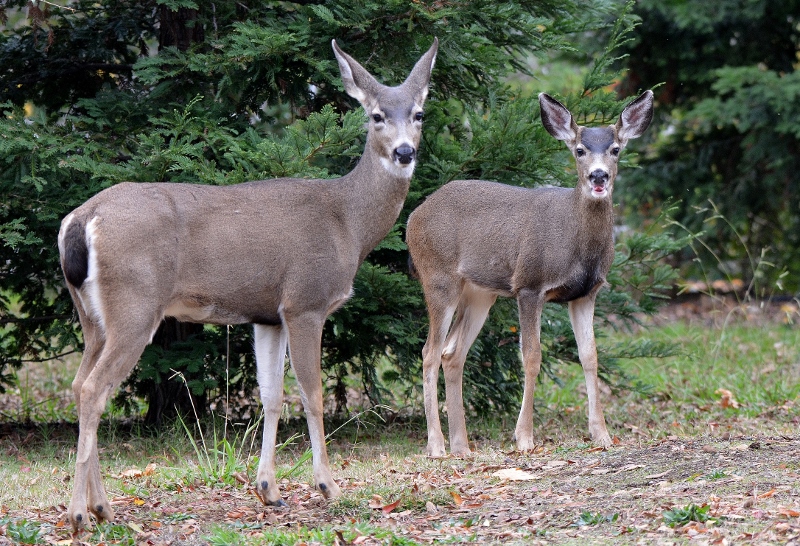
[
  {"xmin": 254, "ymin": 324, "xmax": 289, "ymax": 506},
  {"xmin": 284, "ymin": 312, "xmax": 341, "ymax": 499},
  {"xmin": 568, "ymin": 295, "xmax": 612, "ymax": 448},
  {"xmin": 514, "ymin": 290, "xmax": 545, "ymax": 451}
]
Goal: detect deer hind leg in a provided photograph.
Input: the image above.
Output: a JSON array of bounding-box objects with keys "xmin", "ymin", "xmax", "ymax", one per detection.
[
  {"xmin": 68, "ymin": 301, "xmax": 159, "ymax": 531},
  {"xmin": 568, "ymin": 295, "xmax": 612, "ymax": 448},
  {"xmin": 67, "ymin": 295, "xmax": 110, "ymax": 529},
  {"xmin": 253, "ymin": 323, "xmax": 289, "ymax": 506},
  {"xmin": 514, "ymin": 290, "xmax": 545, "ymax": 451},
  {"xmin": 441, "ymin": 284, "xmax": 496, "ymax": 456},
  {"xmin": 283, "ymin": 311, "xmax": 341, "ymax": 499},
  {"xmin": 419, "ymin": 276, "xmax": 459, "ymax": 457}
]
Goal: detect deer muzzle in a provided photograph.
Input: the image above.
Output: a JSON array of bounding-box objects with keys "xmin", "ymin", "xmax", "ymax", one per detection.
[
  {"xmin": 394, "ymin": 145, "xmax": 416, "ymax": 165},
  {"xmin": 588, "ymin": 169, "xmax": 609, "ymax": 194}
]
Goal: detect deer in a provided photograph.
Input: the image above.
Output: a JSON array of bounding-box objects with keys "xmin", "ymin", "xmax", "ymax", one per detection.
[
  {"xmin": 406, "ymin": 90, "xmax": 653, "ymax": 457},
  {"xmin": 57, "ymin": 37, "xmax": 438, "ymax": 531}
]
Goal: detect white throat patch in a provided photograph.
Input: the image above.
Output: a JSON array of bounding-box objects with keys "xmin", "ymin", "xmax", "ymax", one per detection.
[{"xmin": 380, "ymin": 157, "xmax": 415, "ymax": 179}]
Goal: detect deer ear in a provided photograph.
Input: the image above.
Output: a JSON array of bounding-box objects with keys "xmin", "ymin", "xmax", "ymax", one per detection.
[
  {"xmin": 403, "ymin": 37, "xmax": 438, "ymax": 104},
  {"xmin": 332, "ymin": 40, "xmax": 381, "ymax": 106},
  {"xmin": 616, "ymin": 90, "xmax": 654, "ymax": 144},
  {"xmin": 539, "ymin": 93, "xmax": 578, "ymax": 143}
]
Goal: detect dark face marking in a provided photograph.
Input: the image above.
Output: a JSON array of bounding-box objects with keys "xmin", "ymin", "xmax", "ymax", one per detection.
[{"xmin": 580, "ymin": 127, "xmax": 616, "ymax": 154}]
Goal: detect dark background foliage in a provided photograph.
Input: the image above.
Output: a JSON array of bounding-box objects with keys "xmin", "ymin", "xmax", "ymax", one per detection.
[
  {"xmin": 1, "ymin": 0, "xmax": 682, "ymax": 424},
  {"xmin": 616, "ymin": 0, "xmax": 800, "ymax": 295}
]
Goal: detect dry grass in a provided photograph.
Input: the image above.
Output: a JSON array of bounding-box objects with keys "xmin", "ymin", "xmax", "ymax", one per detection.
[{"xmin": 0, "ymin": 298, "xmax": 798, "ymax": 544}]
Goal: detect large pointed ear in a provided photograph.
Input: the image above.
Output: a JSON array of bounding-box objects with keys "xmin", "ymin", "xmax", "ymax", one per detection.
[
  {"xmin": 332, "ymin": 39, "xmax": 381, "ymax": 107},
  {"xmin": 539, "ymin": 93, "xmax": 578, "ymax": 143},
  {"xmin": 616, "ymin": 90, "xmax": 654, "ymax": 145},
  {"xmin": 402, "ymin": 37, "xmax": 438, "ymax": 104}
]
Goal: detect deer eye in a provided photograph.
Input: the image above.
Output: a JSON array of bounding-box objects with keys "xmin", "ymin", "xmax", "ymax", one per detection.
[
  {"xmin": 415, "ymin": 111, "xmax": 424, "ymax": 122},
  {"xmin": 576, "ymin": 148, "xmax": 586, "ymax": 158},
  {"xmin": 372, "ymin": 114, "xmax": 384, "ymax": 123},
  {"xmin": 611, "ymin": 146, "xmax": 620, "ymax": 156}
]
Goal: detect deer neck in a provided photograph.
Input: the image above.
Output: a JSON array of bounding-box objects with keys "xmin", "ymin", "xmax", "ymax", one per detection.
[
  {"xmin": 571, "ymin": 185, "xmax": 615, "ymax": 256},
  {"xmin": 340, "ymin": 138, "xmax": 412, "ymax": 260}
]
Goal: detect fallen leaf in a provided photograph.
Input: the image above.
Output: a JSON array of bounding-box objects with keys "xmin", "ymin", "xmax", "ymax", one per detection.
[
  {"xmin": 450, "ymin": 491, "xmax": 464, "ymax": 506},
  {"xmin": 382, "ymin": 498, "xmax": 402, "ymax": 514},
  {"xmin": 426, "ymin": 501, "xmax": 438, "ymax": 514},
  {"xmin": 120, "ymin": 468, "xmax": 143, "ymax": 479},
  {"xmin": 333, "ymin": 530, "xmax": 350, "ymax": 546},
  {"xmin": 368, "ymin": 495, "xmax": 384, "ymax": 509},
  {"xmin": 758, "ymin": 489, "xmax": 777, "ymax": 499},
  {"xmin": 133, "ymin": 498, "xmax": 146, "ymax": 506},
  {"xmin": 716, "ymin": 388, "xmax": 741, "ymax": 408},
  {"xmin": 492, "ymin": 468, "xmax": 537, "ymax": 481},
  {"xmin": 645, "ymin": 470, "xmax": 671, "ymax": 479},
  {"xmin": 144, "ymin": 463, "xmax": 157, "ymax": 476},
  {"xmin": 778, "ymin": 508, "xmax": 800, "ymax": 517},
  {"xmin": 614, "ymin": 464, "xmax": 644, "ymax": 474}
]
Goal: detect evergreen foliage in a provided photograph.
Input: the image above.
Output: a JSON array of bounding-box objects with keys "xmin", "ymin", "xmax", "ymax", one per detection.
[
  {"xmin": 617, "ymin": 0, "xmax": 800, "ymax": 294},
  {"xmin": 0, "ymin": 0, "xmax": 678, "ymax": 420}
]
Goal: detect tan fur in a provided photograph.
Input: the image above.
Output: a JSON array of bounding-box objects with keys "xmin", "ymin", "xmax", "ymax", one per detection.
[
  {"xmin": 407, "ymin": 91, "xmax": 653, "ymax": 456},
  {"xmin": 58, "ymin": 38, "xmax": 438, "ymax": 531}
]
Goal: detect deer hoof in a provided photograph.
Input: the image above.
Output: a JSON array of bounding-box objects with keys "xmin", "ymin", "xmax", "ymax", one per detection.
[
  {"xmin": 255, "ymin": 481, "xmax": 283, "ymax": 506},
  {"xmin": 514, "ymin": 435, "xmax": 536, "ymax": 452},
  {"xmin": 594, "ymin": 434, "xmax": 613, "ymax": 449},
  {"xmin": 316, "ymin": 480, "xmax": 341, "ymax": 499},
  {"xmin": 89, "ymin": 502, "xmax": 114, "ymax": 523},
  {"xmin": 69, "ymin": 510, "xmax": 87, "ymax": 532}
]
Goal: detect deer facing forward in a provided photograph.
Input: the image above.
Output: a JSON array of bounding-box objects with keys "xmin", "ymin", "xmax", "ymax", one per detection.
[
  {"xmin": 406, "ymin": 90, "xmax": 653, "ymax": 456},
  {"xmin": 58, "ymin": 38, "xmax": 437, "ymax": 530}
]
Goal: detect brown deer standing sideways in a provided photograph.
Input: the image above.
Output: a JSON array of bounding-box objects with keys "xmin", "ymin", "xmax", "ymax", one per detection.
[
  {"xmin": 406, "ymin": 90, "xmax": 653, "ymax": 456},
  {"xmin": 58, "ymin": 38, "xmax": 437, "ymax": 530}
]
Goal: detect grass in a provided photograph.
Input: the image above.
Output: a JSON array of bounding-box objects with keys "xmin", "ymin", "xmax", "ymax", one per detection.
[{"xmin": 0, "ymin": 307, "xmax": 797, "ymax": 544}]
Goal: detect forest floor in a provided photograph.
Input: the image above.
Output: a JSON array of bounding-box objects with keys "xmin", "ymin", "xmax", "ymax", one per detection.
[{"xmin": 0, "ymin": 294, "xmax": 798, "ymax": 545}]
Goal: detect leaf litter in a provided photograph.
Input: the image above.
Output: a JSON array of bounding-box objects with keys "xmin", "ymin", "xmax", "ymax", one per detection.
[{"xmin": 1, "ymin": 435, "xmax": 798, "ymax": 545}]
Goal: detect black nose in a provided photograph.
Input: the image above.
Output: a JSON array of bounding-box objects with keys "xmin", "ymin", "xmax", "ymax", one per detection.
[
  {"xmin": 589, "ymin": 169, "xmax": 608, "ymax": 185},
  {"xmin": 394, "ymin": 145, "xmax": 415, "ymax": 165}
]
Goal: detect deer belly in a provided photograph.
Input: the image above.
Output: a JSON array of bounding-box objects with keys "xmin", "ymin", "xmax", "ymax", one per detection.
[
  {"xmin": 546, "ymin": 269, "xmax": 603, "ymax": 303},
  {"xmin": 164, "ymin": 299, "xmax": 251, "ymax": 325}
]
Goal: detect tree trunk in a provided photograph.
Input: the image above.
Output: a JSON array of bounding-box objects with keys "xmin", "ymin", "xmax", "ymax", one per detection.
[
  {"xmin": 159, "ymin": 6, "xmax": 204, "ymax": 51},
  {"xmin": 144, "ymin": 6, "xmax": 207, "ymax": 426}
]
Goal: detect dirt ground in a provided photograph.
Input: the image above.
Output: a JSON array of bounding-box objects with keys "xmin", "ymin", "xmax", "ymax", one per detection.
[
  {"xmin": 4, "ymin": 433, "xmax": 798, "ymax": 545},
  {"xmin": 1, "ymin": 295, "xmax": 798, "ymax": 545}
]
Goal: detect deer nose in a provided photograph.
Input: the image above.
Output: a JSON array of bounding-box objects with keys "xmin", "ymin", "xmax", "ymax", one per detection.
[
  {"xmin": 589, "ymin": 169, "xmax": 609, "ymax": 185},
  {"xmin": 394, "ymin": 145, "xmax": 415, "ymax": 165}
]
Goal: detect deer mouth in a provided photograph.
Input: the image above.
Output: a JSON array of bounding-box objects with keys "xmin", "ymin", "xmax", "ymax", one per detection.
[{"xmin": 587, "ymin": 180, "xmax": 609, "ymax": 198}]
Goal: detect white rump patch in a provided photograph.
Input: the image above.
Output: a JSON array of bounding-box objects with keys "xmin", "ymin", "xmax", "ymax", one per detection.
[
  {"xmin": 57, "ymin": 213, "xmax": 74, "ymax": 256},
  {"xmin": 80, "ymin": 216, "xmax": 106, "ymax": 333}
]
